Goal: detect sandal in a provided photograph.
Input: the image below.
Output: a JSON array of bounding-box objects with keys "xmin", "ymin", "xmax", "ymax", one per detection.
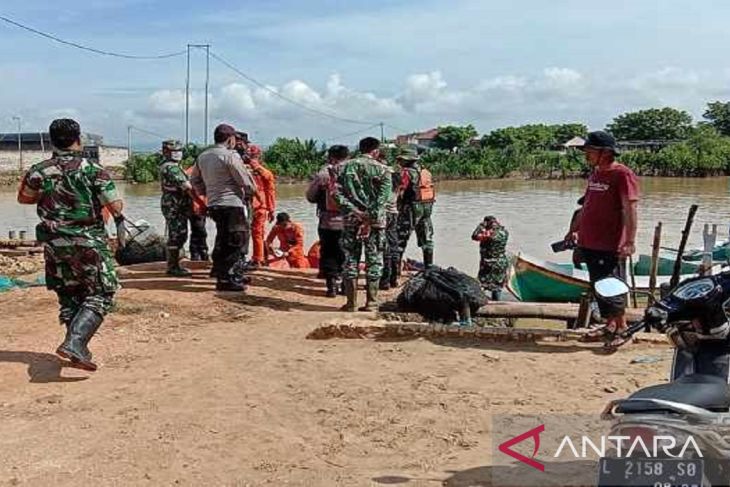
[
  {"xmin": 579, "ymin": 325, "xmax": 608, "ymax": 343},
  {"xmin": 602, "ymin": 330, "xmax": 631, "ymax": 352}
]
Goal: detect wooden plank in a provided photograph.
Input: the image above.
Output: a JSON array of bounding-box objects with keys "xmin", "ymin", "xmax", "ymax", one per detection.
[
  {"xmin": 476, "ymin": 301, "xmax": 642, "ymax": 321},
  {"xmin": 648, "ymin": 223, "xmax": 662, "ymax": 296}
]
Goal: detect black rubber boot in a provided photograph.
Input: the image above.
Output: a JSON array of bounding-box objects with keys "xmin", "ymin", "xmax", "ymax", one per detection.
[
  {"xmin": 216, "ymin": 279, "xmax": 246, "ymax": 292},
  {"xmin": 325, "ymin": 277, "xmax": 337, "ymax": 298},
  {"xmin": 56, "ymin": 308, "xmax": 104, "ymax": 371},
  {"xmin": 379, "ymin": 258, "xmax": 391, "ymax": 290},
  {"xmin": 359, "ymin": 281, "xmax": 379, "ymax": 312},
  {"xmin": 423, "ymin": 249, "xmax": 434, "ymax": 269},
  {"xmin": 166, "ymin": 247, "xmax": 192, "ymax": 277},
  {"xmin": 340, "ymin": 278, "xmax": 357, "ymax": 312},
  {"xmin": 389, "ymin": 260, "xmax": 399, "ymax": 288}
]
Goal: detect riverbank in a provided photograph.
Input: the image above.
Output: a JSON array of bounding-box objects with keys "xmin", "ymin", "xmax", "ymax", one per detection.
[{"xmin": 0, "ymin": 262, "xmax": 669, "ymax": 486}]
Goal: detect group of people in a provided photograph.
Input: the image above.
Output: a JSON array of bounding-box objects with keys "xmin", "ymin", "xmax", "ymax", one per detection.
[
  {"xmin": 15, "ymin": 115, "xmax": 639, "ymax": 370},
  {"xmin": 306, "ymin": 137, "xmax": 436, "ymax": 310}
]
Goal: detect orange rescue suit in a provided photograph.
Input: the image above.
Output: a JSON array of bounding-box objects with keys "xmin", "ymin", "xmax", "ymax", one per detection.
[
  {"xmin": 249, "ymin": 160, "xmax": 276, "ymax": 264},
  {"xmin": 266, "ymin": 222, "xmax": 309, "ymax": 268}
]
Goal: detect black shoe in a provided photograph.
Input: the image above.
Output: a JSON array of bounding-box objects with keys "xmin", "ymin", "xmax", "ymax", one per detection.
[
  {"xmin": 166, "ymin": 247, "xmax": 192, "ymax": 277},
  {"xmin": 423, "ymin": 249, "xmax": 434, "ymax": 269},
  {"xmin": 325, "ymin": 277, "xmax": 337, "ymax": 298},
  {"xmin": 379, "ymin": 280, "xmax": 391, "ymax": 291},
  {"xmin": 216, "ymin": 280, "xmax": 246, "ymax": 292},
  {"xmin": 56, "ymin": 308, "xmax": 104, "ymax": 371}
]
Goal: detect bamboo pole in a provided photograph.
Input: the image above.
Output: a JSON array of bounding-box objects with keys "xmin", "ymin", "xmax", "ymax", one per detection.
[
  {"xmin": 671, "ymin": 205, "xmax": 698, "ymax": 289},
  {"xmin": 648, "ymin": 222, "xmax": 662, "ymax": 297}
]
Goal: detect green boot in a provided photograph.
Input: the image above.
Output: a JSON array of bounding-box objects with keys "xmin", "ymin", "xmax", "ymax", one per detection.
[
  {"xmin": 359, "ymin": 281, "xmax": 380, "ymax": 312},
  {"xmin": 340, "ymin": 278, "xmax": 357, "ymax": 312},
  {"xmin": 423, "ymin": 249, "xmax": 434, "ymax": 269},
  {"xmin": 166, "ymin": 246, "xmax": 192, "ymax": 277},
  {"xmin": 56, "ymin": 307, "xmax": 104, "ymax": 371}
]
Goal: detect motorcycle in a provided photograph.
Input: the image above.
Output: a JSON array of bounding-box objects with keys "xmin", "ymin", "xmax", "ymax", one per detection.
[{"xmin": 597, "ymin": 273, "xmax": 730, "ymax": 487}]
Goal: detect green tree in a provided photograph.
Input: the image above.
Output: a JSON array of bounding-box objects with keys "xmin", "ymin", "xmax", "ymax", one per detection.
[
  {"xmin": 703, "ymin": 101, "xmax": 730, "ymax": 136},
  {"xmin": 481, "ymin": 123, "xmax": 586, "ymax": 149},
  {"xmin": 432, "ymin": 124, "xmax": 478, "ymax": 150},
  {"xmin": 606, "ymin": 107, "xmax": 693, "ymax": 141},
  {"xmin": 263, "ymin": 137, "xmax": 326, "ymax": 179}
]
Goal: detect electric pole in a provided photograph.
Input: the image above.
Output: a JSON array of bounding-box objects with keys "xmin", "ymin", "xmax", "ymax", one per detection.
[
  {"xmin": 185, "ymin": 45, "xmax": 191, "ymax": 146},
  {"xmin": 204, "ymin": 44, "xmax": 210, "ymax": 146},
  {"xmin": 379, "ymin": 122, "xmax": 385, "ymax": 142},
  {"xmin": 127, "ymin": 125, "xmax": 132, "ymax": 163},
  {"xmin": 12, "ymin": 116, "xmax": 22, "ymax": 171}
]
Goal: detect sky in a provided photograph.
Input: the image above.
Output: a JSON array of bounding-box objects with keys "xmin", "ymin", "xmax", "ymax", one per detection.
[{"xmin": 2, "ymin": 0, "xmax": 730, "ymax": 149}]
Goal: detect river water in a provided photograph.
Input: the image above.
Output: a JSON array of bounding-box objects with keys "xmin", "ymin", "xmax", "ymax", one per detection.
[{"xmin": 2, "ymin": 177, "xmax": 728, "ymax": 275}]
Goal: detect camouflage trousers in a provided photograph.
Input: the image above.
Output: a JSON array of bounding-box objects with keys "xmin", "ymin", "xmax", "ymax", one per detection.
[
  {"xmin": 478, "ymin": 253, "xmax": 510, "ymax": 291},
  {"xmin": 44, "ymin": 236, "xmax": 118, "ymax": 324},
  {"xmin": 342, "ymin": 224, "xmax": 384, "ymax": 282},
  {"xmin": 162, "ymin": 197, "xmax": 191, "ymax": 248},
  {"xmin": 397, "ymin": 202, "xmax": 434, "ymax": 256},
  {"xmin": 380, "ymin": 212, "xmax": 399, "ymax": 283}
]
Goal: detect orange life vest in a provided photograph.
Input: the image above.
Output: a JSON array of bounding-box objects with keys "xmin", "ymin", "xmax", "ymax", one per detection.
[{"xmin": 405, "ymin": 167, "xmax": 435, "ymax": 202}]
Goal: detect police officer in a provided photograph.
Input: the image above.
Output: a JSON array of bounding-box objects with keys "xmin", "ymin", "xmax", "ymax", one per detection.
[
  {"xmin": 396, "ymin": 148, "xmax": 435, "ymax": 270},
  {"xmin": 17, "ymin": 118, "xmax": 125, "ymax": 371},
  {"xmin": 159, "ymin": 140, "xmax": 194, "ymax": 277}
]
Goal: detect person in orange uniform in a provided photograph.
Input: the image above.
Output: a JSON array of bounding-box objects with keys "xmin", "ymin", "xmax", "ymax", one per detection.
[
  {"xmin": 245, "ymin": 144, "xmax": 276, "ymax": 267},
  {"xmin": 266, "ymin": 212, "xmax": 309, "ymax": 268}
]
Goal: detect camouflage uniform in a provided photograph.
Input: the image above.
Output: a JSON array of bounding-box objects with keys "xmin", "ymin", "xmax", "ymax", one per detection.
[
  {"xmin": 20, "ymin": 151, "xmax": 120, "ymax": 324},
  {"xmin": 379, "ymin": 166, "xmax": 401, "ymax": 288},
  {"xmin": 472, "ymin": 221, "xmax": 509, "ymax": 294},
  {"xmin": 396, "ymin": 163, "xmax": 434, "ymax": 258},
  {"xmin": 333, "ymin": 154, "xmax": 391, "ymax": 282},
  {"xmin": 159, "ymin": 153, "xmax": 192, "ymax": 248}
]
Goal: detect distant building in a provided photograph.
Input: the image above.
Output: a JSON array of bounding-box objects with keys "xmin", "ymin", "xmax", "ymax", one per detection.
[
  {"xmin": 0, "ymin": 132, "xmax": 127, "ymax": 172},
  {"xmin": 562, "ymin": 136, "xmax": 586, "ymax": 150},
  {"xmin": 395, "ymin": 128, "xmax": 440, "ymax": 148}
]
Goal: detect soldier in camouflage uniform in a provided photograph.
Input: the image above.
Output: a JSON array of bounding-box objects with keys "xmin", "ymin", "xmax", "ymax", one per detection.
[
  {"xmin": 159, "ymin": 140, "xmax": 194, "ymax": 277},
  {"xmin": 17, "ymin": 118, "xmax": 125, "ymax": 371},
  {"xmin": 333, "ymin": 137, "xmax": 391, "ymax": 312},
  {"xmin": 471, "ymin": 216, "xmax": 509, "ymax": 300},
  {"xmin": 377, "ymin": 154, "xmax": 401, "ymax": 290},
  {"xmin": 396, "ymin": 149, "xmax": 435, "ymax": 269}
]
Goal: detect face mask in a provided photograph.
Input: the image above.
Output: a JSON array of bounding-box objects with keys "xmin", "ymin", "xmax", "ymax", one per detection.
[{"xmin": 171, "ymin": 151, "xmax": 183, "ymax": 162}]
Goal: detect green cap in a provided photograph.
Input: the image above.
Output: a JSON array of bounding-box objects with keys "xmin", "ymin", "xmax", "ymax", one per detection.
[
  {"xmin": 162, "ymin": 140, "xmax": 182, "ymax": 151},
  {"xmin": 396, "ymin": 147, "xmax": 420, "ymax": 161}
]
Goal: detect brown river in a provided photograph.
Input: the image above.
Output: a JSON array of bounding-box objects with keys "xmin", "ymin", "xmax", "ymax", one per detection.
[{"xmin": 1, "ymin": 177, "xmax": 728, "ymax": 275}]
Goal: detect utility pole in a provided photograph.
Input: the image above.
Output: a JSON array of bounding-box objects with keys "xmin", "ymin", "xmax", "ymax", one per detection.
[
  {"xmin": 204, "ymin": 44, "xmax": 210, "ymax": 146},
  {"xmin": 12, "ymin": 116, "xmax": 22, "ymax": 171},
  {"xmin": 39, "ymin": 131, "xmax": 45, "ymax": 155},
  {"xmin": 379, "ymin": 122, "xmax": 385, "ymax": 142},
  {"xmin": 127, "ymin": 125, "xmax": 132, "ymax": 163},
  {"xmin": 185, "ymin": 45, "xmax": 191, "ymax": 146}
]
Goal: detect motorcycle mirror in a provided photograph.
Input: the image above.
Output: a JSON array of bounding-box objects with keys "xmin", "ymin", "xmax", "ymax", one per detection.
[{"xmin": 594, "ymin": 277, "xmax": 630, "ymax": 298}]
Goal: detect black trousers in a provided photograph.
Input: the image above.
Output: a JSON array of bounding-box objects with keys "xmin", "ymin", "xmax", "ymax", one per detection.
[
  {"xmin": 208, "ymin": 206, "xmax": 248, "ymax": 282},
  {"xmin": 671, "ymin": 341, "xmax": 730, "ymax": 382},
  {"xmin": 318, "ymin": 227, "xmax": 344, "ymax": 279},
  {"xmin": 580, "ymin": 247, "xmax": 627, "ymax": 318},
  {"xmin": 189, "ymin": 214, "xmax": 209, "ymax": 256},
  {"xmin": 381, "ymin": 212, "xmax": 399, "ymax": 283}
]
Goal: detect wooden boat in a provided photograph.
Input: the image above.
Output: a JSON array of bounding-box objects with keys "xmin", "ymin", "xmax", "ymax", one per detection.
[
  {"xmin": 633, "ymin": 241, "xmax": 730, "ymax": 276},
  {"xmin": 507, "ymin": 253, "xmax": 722, "ymax": 303}
]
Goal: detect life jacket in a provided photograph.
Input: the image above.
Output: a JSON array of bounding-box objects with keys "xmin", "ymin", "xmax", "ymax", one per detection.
[{"xmin": 401, "ymin": 166, "xmax": 435, "ymax": 203}]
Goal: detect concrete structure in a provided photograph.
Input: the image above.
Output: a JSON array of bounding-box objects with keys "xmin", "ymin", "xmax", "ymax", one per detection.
[
  {"xmin": 395, "ymin": 128, "xmax": 440, "ymax": 147},
  {"xmin": 0, "ymin": 132, "xmax": 127, "ymax": 172},
  {"xmin": 0, "ymin": 146, "xmax": 128, "ymax": 172}
]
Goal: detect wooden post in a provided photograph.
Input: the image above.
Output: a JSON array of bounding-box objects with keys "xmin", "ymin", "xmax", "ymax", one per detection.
[
  {"xmin": 671, "ymin": 205, "xmax": 698, "ymax": 289},
  {"xmin": 701, "ymin": 223, "xmax": 717, "ymax": 276},
  {"xmin": 628, "ymin": 255, "xmax": 638, "ymax": 308},
  {"xmin": 649, "ymin": 223, "xmax": 662, "ymax": 297}
]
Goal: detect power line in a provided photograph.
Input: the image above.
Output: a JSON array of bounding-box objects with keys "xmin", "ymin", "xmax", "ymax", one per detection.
[
  {"xmin": 0, "ymin": 15, "xmax": 186, "ymax": 59},
  {"xmin": 209, "ymin": 50, "xmax": 376, "ymax": 126},
  {"xmin": 129, "ymin": 125, "xmax": 169, "ymax": 140},
  {"xmin": 323, "ymin": 123, "xmax": 382, "ymax": 143}
]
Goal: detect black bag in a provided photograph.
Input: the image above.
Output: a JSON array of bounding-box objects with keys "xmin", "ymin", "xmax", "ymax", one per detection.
[
  {"xmin": 115, "ymin": 220, "xmax": 167, "ymax": 266},
  {"xmin": 397, "ymin": 266, "xmax": 488, "ymax": 322}
]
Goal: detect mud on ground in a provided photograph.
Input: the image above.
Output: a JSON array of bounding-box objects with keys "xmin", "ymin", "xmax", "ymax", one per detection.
[{"xmin": 0, "ymin": 263, "xmax": 669, "ymax": 486}]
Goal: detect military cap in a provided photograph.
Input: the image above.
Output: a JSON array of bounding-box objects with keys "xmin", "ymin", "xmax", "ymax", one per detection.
[
  {"xmin": 396, "ymin": 147, "xmax": 420, "ymax": 161},
  {"xmin": 162, "ymin": 140, "xmax": 183, "ymax": 151}
]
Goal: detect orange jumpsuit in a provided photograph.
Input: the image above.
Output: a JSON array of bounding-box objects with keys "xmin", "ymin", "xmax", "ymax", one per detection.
[
  {"xmin": 249, "ymin": 160, "xmax": 276, "ymax": 264},
  {"xmin": 266, "ymin": 222, "xmax": 309, "ymax": 268}
]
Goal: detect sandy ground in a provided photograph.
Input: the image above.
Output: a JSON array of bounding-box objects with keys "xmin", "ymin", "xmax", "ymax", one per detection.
[{"xmin": 0, "ymin": 262, "xmax": 670, "ymax": 486}]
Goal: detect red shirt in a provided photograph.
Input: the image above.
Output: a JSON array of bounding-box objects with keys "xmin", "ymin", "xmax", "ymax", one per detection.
[{"xmin": 578, "ymin": 163, "xmax": 640, "ymax": 252}]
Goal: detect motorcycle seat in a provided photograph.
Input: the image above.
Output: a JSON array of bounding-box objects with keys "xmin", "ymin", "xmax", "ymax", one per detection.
[{"xmin": 616, "ymin": 374, "xmax": 730, "ymax": 413}]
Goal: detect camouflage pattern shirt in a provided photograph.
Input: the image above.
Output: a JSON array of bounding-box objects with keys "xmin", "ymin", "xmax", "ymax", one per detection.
[
  {"xmin": 333, "ymin": 154, "xmax": 392, "ymax": 228},
  {"xmin": 160, "ymin": 160, "xmax": 192, "ymax": 209},
  {"xmin": 21, "ymin": 151, "xmax": 120, "ymax": 242}
]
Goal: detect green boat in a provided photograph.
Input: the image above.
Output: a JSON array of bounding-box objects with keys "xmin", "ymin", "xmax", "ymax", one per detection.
[
  {"xmin": 633, "ymin": 242, "xmax": 730, "ymax": 276},
  {"xmin": 507, "ymin": 253, "xmax": 715, "ymax": 303}
]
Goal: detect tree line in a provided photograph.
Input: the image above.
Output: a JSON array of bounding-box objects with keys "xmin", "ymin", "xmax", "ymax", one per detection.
[{"xmin": 125, "ymin": 100, "xmax": 730, "ymax": 183}]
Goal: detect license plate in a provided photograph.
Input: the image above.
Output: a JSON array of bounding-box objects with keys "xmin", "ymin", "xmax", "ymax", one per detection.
[{"xmin": 597, "ymin": 457, "xmax": 704, "ymax": 487}]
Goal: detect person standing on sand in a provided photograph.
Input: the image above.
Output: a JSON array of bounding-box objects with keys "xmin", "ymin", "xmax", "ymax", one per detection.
[
  {"xmin": 306, "ymin": 145, "xmax": 349, "ymax": 297},
  {"xmin": 376, "ymin": 151, "xmax": 401, "ymax": 291},
  {"xmin": 190, "ymin": 124, "xmax": 256, "ymax": 292},
  {"xmin": 333, "ymin": 137, "xmax": 392, "ymax": 312},
  {"xmin": 471, "ymin": 216, "xmax": 509, "ymax": 301},
  {"xmin": 245, "ymin": 144, "xmax": 277, "ymax": 268},
  {"xmin": 396, "ymin": 148, "xmax": 436, "ymax": 270},
  {"xmin": 17, "ymin": 118, "xmax": 125, "ymax": 371},
  {"xmin": 566, "ymin": 130, "xmax": 640, "ymax": 348},
  {"xmin": 158, "ymin": 140, "xmax": 195, "ymax": 277}
]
